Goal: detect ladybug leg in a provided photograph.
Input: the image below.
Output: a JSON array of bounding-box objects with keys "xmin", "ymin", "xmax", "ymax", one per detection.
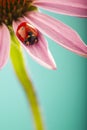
[
  {"xmin": 34, "ymin": 37, "xmax": 38, "ymax": 43},
  {"xmin": 24, "ymin": 38, "xmax": 30, "ymax": 46}
]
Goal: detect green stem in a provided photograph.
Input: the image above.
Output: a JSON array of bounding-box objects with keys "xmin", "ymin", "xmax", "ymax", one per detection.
[{"xmin": 10, "ymin": 32, "xmax": 45, "ymax": 130}]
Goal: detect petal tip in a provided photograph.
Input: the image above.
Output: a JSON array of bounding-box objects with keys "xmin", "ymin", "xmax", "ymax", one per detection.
[
  {"xmin": 50, "ymin": 63, "xmax": 57, "ymax": 70},
  {"xmin": 80, "ymin": 53, "xmax": 87, "ymax": 58}
]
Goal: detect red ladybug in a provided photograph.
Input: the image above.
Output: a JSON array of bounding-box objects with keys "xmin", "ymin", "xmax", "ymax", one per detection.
[{"xmin": 16, "ymin": 22, "xmax": 38, "ymax": 46}]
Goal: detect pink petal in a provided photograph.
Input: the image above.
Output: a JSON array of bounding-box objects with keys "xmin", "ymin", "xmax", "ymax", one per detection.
[
  {"xmin": 13, "ymin": 20, "xmax": 56, "ymax": 70},
  {"xmin": 33, "ymin": 0, "xmax": 87, "ymax": 17},
  {"xmin": 0, "ymin": 24, "xmax": 10, "ymax": 69},
  {"xmin": 24, "ymin": 11, "xmax": 87, "ymax": 57}
]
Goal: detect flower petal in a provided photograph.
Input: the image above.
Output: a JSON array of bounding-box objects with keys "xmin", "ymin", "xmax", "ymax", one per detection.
[
  {"xmin": 33, "ymin": 0, "xmax": 87, "ymax": 17},
  {"xmin": 13, "ymin": 20, "xmax": 56, "ymax": 70},
  {"xmin": 24, "ymin": 11, "xmax": 87, "ymax": 57},
  {"xmin": 0, "ymin": 24, "xmax": 10, "ymax": 69}
]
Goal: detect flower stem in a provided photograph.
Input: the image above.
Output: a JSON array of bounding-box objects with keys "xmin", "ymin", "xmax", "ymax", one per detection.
[{"xmin": 10, "ymin": 32, "xmax": 45, "ymax": 130}]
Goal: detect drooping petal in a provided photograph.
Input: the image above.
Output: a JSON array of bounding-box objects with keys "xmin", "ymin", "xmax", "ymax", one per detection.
[
  {"xmin": 24, "ymin": 11, "xmax": 87, "ymax": 57},
  {"xmin": 13, "ymin": 20, "xmax": 56, "ymax": 70},
  {"xmin": 33, "ymin": 0, "xmax": 87, "ymax": 17},
  {"xmin": 0, "ymin": 24, "xmax": 10, "ymax": 69}
]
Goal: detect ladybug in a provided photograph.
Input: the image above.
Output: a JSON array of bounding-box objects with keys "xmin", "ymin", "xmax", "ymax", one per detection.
[{"xmin": 16, "ymin": 22, "xmax": 38, "ymax": 46}]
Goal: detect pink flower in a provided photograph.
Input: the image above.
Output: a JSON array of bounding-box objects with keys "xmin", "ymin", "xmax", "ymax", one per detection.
[{"xmin": 0, "ymin": 0, "xmax": 87, "ymax": 70}]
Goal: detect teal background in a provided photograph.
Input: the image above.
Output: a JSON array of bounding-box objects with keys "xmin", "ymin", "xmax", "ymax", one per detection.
[{"xmin": 0, "ymin": 10, "xmax": 87, "ymax": 130}]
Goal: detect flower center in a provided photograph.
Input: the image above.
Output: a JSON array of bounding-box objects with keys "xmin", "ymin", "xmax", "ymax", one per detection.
[{"xmin": 0, "ymin": 0, "xmax": 36, "ymax": 26}]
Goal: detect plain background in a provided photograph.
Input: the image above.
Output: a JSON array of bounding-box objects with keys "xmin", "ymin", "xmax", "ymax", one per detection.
[{"xmin": 0, "ymin": 9, "xmax": 87, "ymax": 130}]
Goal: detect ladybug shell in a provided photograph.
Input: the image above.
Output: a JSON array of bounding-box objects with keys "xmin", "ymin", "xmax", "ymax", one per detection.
[{"xmin": 16, "ymin": 22, "xmax": 38, "ymax": 45}]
